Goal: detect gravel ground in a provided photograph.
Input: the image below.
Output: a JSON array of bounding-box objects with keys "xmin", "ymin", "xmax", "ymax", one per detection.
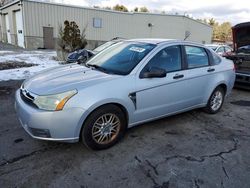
[{"xmin": 0, "ymin": 80, "xmax": 250, "ymax": 188}]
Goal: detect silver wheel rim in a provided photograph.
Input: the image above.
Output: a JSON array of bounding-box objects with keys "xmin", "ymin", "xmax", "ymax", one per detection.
[
  {"xmin": 92, "ymin": 113, "xmax": 121, "ymax": 145},
  {"xmin": 210, "ymin": 91, "xmax": 223, "ymax": 111}
]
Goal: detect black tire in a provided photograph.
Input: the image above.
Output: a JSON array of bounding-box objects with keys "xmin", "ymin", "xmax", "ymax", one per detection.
[
  {"xmin": 81, "ymin": 104, "xmax": 127, "ymax": 150},
  {"xmin": 204, "ymin": 86, "xmax": 225, "ymax": 114}
]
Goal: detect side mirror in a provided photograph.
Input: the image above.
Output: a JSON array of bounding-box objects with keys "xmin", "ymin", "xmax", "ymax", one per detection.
[
  {"xmin": 77, "ymin": 55, "xmax": 88, "ymax": 64},
  {"xmin": 141, "ymin": 67, "xmax": 167, "ymax": 78}
]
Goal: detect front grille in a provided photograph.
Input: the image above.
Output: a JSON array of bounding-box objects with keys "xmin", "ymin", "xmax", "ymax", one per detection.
[{"xmin": 20, "ymin": 89, "xmax": 38, "ymax": 108}]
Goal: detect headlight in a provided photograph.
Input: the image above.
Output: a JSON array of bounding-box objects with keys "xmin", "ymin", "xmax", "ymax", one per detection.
[{"xmin": 33, "ymin": 90, "xmax": 77, "ymax": 111}]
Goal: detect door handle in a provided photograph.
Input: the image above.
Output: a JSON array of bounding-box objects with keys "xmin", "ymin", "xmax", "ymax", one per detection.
[
  {"xmin": 173, "ymin": 74, "xmax": 184, "ymax": 79},
  {"xmin": 207, "ymin": 68, "xmax": 215, "ymax": 72}
]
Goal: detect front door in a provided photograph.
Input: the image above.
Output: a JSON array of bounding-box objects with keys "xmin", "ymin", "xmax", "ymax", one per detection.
[
  {"xmin": 43, "ymin": 27, "xmax": 54, "ymax": 49},
  {"xmin": 134, "ymin": 45, "xmax": 188, "ymax": 122}
]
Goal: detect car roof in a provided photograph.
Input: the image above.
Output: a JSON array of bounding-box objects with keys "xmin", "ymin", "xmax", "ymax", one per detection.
[
  {"xmin": 206, "ymin": 44, "xmax": 220, "ymax": 47},
  {"xmin": 125, "ymin": 38, "xmax": 207, "ymax": 47},
  {"xmin": 125, "ymin": 38, "xmax": 178, "ymax": 44}
]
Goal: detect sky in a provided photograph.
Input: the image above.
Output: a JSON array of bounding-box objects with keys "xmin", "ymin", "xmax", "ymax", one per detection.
[{"xmin": 48, "ymin": 0, "xmax": 250, "ymax": 25}]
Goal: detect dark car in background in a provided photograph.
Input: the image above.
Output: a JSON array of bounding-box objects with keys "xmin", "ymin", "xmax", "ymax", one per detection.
[
  {"xmin": 226, "ymin": 22, "xmax": 250, "ymax": 89},
  {"xmin": 67, "ymin": 38, "xmax": 124, "ymax": 64}
]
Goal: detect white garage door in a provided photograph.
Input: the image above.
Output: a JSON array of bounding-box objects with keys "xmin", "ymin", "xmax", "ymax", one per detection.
[
  {"xmin": 15, "ymin": 11, "xmax": 25, "ymax": 48},
  {"xmin": 5, "ymin": 14, "xmax": 11, "ymax": 44}
]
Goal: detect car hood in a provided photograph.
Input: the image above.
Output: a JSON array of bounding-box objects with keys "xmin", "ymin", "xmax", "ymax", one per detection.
[
  {"xmin": 23, "ymin": 64, "xmax": 119, "ymax": 95},
  {"xmin": 233, "ymin": 23, "xmax": 250, "ymax": 49}
]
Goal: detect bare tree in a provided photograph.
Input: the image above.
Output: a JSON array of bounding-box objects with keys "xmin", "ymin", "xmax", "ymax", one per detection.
[{"xmin": 0, "ymin": 0, "xmax": 6, "ymax": 7}]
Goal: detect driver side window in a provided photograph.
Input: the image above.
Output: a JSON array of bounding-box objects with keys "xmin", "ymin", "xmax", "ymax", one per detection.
[{"xmin": 144, "ymin": 45, "xmax": 182, "ymax": 72}]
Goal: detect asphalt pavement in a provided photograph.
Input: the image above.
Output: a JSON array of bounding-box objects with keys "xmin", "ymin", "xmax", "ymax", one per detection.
[{"xmin": 0, "ymin": 80, "xmax": 250, "ymax": 188}]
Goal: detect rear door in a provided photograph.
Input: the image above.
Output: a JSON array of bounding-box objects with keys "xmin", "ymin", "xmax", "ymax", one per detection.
[{"xmin": 182, "ymin": 45, "xmax": 214, "ymax": 105}]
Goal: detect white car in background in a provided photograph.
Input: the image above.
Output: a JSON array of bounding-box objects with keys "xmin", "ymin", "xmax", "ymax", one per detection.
[{"xmin": 206, "ymin": 44, "xmax": 233, "ymax": 57}]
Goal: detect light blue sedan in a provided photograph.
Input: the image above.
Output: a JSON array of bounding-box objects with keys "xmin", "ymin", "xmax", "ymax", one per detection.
[{"xmin": 15, "ymin": 39, "xmax": 235, "ymax": 150}]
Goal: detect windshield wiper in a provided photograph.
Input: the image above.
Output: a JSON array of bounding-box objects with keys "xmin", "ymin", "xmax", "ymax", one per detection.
[{"xmin": 86, "ymin": 64, "xmax": 110, "ymax": 73}]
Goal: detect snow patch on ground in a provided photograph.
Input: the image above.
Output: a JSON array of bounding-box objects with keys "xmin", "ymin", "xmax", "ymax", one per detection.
[
  {"xmin": 0, "ymin": 50, "xmax": 61, "ymax": 81},
  {"xmin": 0, "ymin": 51, "xmax": 14, "ymax": 54}
]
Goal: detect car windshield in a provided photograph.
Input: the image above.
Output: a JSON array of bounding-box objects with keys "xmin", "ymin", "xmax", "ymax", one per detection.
[
  {"xmin": 86, "ymin": 41, "xmax": 156, "ymax": 75},
  {"xmin": 93, "ymin": 41, "xmax": 117, "ymax": 53}
]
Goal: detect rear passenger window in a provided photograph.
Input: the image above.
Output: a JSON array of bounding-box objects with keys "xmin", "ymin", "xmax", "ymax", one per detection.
[{"xmin": 185, "ymin": 46, "xmax": 209, "ymax": 68}]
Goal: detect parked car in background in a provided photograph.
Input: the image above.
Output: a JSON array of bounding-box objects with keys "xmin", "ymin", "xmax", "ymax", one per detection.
[
  {"xmin": 15, "ymin": 39, "xmax": 235, "ymax": 150},
  {"xmin": 67, "ymin": 37, "xmax": 124, "ymax": 63},
  {"xmin": 66, "ymin": 49, "xmax": 94, "ymax": 64},
  {"xmin": 226, "ymin": 22, "xmax": 250, "ymax": 89},
  {"xmin": 205, "ymin": 44, "xmax": 233, "ymax": 57}
]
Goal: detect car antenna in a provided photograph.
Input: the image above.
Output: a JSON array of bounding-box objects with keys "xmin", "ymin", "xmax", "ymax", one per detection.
[{"xmin": 184, "ymin": 31, "xmax": 191, "ymax": 40}]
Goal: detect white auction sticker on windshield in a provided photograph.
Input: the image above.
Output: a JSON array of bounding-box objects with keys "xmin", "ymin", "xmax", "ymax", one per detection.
[{"xmin": 129, "ymin": 47, "xmax": 145, "ymax": 53}]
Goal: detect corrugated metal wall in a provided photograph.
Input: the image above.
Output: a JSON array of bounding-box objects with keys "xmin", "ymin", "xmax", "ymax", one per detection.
[
  {"xmin": 22, "ymin": 0, "xmax": 212, "ymax": 44},
  {"xmin": 0, "ymin": 1, "xmax": 22, "ymax": 45}
]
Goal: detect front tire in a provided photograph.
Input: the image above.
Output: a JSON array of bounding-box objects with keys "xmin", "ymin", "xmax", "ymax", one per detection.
[
  {"xmin": 204, "ymin": 86, "xmax": 225, "ymax": 114},
  {"xmin": 81, "ymin": 104, "xmax": 127, "ymax": 150}
]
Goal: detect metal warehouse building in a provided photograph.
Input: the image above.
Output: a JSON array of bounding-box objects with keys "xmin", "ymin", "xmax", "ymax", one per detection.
[{"xmin": 0, "ymin": 0, "xmax": 212, "ymax": 49}]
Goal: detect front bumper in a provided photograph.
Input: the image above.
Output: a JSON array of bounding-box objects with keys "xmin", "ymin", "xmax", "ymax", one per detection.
[{"xmin": 15, "ymin": 89, "xmax": 87, "ymax": 143}]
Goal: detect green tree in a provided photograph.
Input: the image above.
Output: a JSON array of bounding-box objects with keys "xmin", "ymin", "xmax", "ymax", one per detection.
[
  {"xmin": 207, "ymin": 18, "xmax": 232, "ymax": 42},
  {"xmin": 139, "ymin": 6, "xmax": 149, "ymax": 12},
  {"xmin": 219, "ymin": 22, "xmax": 232, "ymax": 41},
  {"xmin": 58, "ymin": 20, "xmax": 87, "ymax": 53},
  {"xmin": 134, "ymin": 7, "xmax": 138, "ymax": 12},
  {"xmin": 113, "ymin": 4, "xmax": 128, "ymax": 12},
  {"xmin": 208, "ymin": 18, "xmax": 216, "ymax": 26}
]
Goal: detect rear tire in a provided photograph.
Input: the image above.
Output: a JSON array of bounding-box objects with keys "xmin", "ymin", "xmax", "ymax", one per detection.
[
  {"xmin": 204, "ymin": 86, "xmax": 225, "ymax": 114},
  {"xmin": 81, "ymin": 104, "xmax": 127, "ymax": 150}
]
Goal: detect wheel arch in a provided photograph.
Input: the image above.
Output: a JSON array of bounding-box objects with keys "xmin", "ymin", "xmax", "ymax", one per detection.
[
  {"xmin": 215, "ymin": 83, "xmax": 227, "ymax": 95},
  {"xmin": 77, "ymin": 102, "xmax": 129, "ymax": 140}
]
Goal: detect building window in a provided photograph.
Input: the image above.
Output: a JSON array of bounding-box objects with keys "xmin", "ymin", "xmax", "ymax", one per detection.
[{"xmin": 93, "ymin": 18, "xmax": 102, "ymax": 28}]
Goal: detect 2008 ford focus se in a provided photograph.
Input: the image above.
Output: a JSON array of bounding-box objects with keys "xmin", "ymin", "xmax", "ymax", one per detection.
[{"xmin": 15, "ymin": 39, "xmax": 235, "ymax": 150}]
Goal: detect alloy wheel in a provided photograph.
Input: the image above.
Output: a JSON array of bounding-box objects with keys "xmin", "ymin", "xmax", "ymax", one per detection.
[
  {"xmin": 210, "ymin": 90, "xmax": 223, "ymax": 111},
  {"xmin": 91, "ymin": 113, "xmax": 121, "ymax": 145}
]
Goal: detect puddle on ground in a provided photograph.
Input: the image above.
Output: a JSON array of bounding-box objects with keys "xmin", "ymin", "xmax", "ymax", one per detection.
[
  {"xmin": 231, "ymin": 100, "xmax": 250, "ymax": 107},
  {"xmin": 14, "ymin": 138, "xmax": 24, "ymax": 143}
]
